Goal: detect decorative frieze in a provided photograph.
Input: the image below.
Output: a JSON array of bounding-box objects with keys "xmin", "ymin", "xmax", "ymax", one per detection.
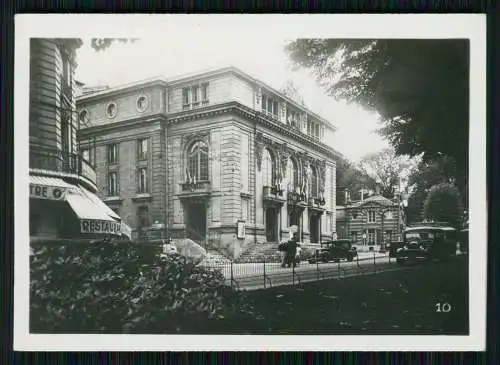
[
  {"xmin": 318, "ymin": 160, "xmax": 327, "ymax": 194},
  {"xmin": 278, "ymin": 143, "xmax": 290, "ymax": 183},
  {"xmin": 255, "ymin": 132, "xmax": 265, "ymax": 171}
]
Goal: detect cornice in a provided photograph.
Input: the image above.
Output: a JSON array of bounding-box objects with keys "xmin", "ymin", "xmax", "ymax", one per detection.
[
  {"xmin": 167, "ymin": 102, "xmax": 342, "ymax": 160},
  {"xmin": 76, "ymin": 79, "xmax": 168, "ymax": 104},
  {"xmin": 78, "ymin": 113, "xmax": 166, "ymax": 138}
]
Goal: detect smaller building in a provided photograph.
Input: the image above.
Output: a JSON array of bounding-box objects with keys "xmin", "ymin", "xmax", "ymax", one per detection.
[{"xmin": 336, "ymin": 193, "xmax": 403, "ymax": 252}]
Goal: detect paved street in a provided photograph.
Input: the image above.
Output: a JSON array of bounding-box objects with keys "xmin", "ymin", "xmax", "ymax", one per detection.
[{"xmin": 204, "ymin": 253, "xmax": 396, "ymax": 290}]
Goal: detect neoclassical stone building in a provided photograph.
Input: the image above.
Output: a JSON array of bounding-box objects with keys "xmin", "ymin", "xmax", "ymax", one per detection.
[{"xmin": 77, "ymin": 67, "xmax": 341, "ymax": 257}]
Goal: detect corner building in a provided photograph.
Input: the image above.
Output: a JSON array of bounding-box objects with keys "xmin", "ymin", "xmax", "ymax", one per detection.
[
  {"xmin": 29, "ymin": 38, "xmax": 130, "ymax": 241},
  {"xmin": 77, "ymin": 67, "xmax": 341, "ymax": 257}
]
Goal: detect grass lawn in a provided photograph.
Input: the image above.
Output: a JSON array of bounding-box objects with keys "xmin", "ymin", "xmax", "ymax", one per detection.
[{"xmin": 200, "ymin": 255, "xmax": 468, "ymax": 335}]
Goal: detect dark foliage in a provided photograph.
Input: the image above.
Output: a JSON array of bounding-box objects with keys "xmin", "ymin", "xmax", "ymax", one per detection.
[
  {"xmin": 423, "ymin": 183, "xmax": 464, "ymax": 228},
  {"xmin": 90, "ymin": 38, "xmax": 138, "ymax": 51},
  {"xmin": 406, "ymin": 156, "xmax": 463, "ymax": 224},
  {"xmin": 30, "ymin": 239, "xmax": 256, "ymax": 334},
  {"xmin": 286, "ymin": 39, "xmax": 469, "ymax": 194}
]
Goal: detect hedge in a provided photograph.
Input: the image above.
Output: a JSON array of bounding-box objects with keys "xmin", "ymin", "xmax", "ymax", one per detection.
[{"xmin": 30, "ymin": 238, "xmax": 258, "ymax": 334}]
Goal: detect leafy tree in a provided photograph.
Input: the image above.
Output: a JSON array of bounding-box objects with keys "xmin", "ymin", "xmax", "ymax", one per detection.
[
  {"xmin": 422, "ymin": 183, "xmax": 463, "ymax": 228},
  {"xmin": 336, "ymin": 156, "xmax": 376, "ymax": 204},
  {"xmin": 286, "ymin": 39, "xmax": 469, "ymax": 196},
  {"xmin": 358, "ymin": 148, "xmax": 419, "ymax": 199},
  {"xmin": 90, "ymin": 38, "xmax": 138, "ymax": 51},
  {"xmin": 405, "ymin": 156, "xmax": 459, "ymax": 224}
]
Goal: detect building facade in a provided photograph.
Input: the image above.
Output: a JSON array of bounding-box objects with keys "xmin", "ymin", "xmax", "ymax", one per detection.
[
  {"xmin": 77, "ymin": 67, "xmax": 340, "ymax": 257},
  {"xmin": 336, "ymin": 193, "xmax": 403, "ymax": 252},
  {"xmin": 29, "ymin": 38, "xmax": 130, "ymax": 241}
]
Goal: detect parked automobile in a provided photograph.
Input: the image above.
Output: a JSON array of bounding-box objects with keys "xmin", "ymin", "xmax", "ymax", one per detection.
[
  {"xmin": 388, "ymin": 240, "xmax": 404, "ymax": 258},
  {"xmin": 394, "ymin": 223, "xmax": 458, "ymax": 264},
  {"xmin": 307, "ymin": 239, "xmax": 357, "ymax": 263},
  {"xmin": 139, "ymin": 222, "xmax": 178, "ymax": 258}
]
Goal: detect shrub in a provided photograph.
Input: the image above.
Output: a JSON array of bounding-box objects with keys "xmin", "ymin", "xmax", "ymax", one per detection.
[
  {"xmin": 423, "ymin": 183, "xmax": 463, "ymax": 228},
  {"xmin": 30, "ymin": 238, "xmax": 253, "ymax": 334}
]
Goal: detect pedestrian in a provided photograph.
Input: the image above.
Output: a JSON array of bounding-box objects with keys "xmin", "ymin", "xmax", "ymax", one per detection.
[{"xmin": 285, "ymin": 232, "xmax": 299, "ymax": 268}]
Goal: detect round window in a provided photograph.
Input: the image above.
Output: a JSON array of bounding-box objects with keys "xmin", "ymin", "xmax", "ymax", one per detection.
[
  {"xmin": 136, "ymin": 95, "xmax": 148, "ymax": 112},
  {"xmin": 79, "ymin": 109, "xmax": 89, "ymax": 125},
  {"xmin": 106, "ymin": 102, "xmax": 117, "ymax": 118}
]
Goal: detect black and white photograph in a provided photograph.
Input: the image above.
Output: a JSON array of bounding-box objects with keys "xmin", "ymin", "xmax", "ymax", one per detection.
[{"xmin": 14, "ymin": 14, "xmax": 486, "ymax": 351}]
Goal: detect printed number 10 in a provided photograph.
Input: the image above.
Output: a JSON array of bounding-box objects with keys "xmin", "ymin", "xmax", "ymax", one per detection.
[{"xmin": 435, "ymin": 302, "xmax": 452, "ymax": 312}]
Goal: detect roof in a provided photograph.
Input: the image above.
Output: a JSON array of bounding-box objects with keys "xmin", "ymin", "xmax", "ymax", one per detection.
[
  {"xmin": 349, "ymin": 194, "xmax": 396, "ymax": 208},
  {"xmin": 405, "ymin": 226, "xmax": 456, "ymax": 232},
  {"xmin": 76, "ymin": 66, "xmax": 336, "ymax": 131}
]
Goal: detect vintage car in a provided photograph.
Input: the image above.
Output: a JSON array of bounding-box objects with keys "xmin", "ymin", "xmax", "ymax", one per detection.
[
  {"xmin": 138, "ymin": 222, "xmax": 177, "ymax": 257},
  {"xmin": 387, "ymin": 240, "xmax": 405, "ymax": 258},
  {"xmin": 394, "ymin": 223, "xmax": 458, "ymax": 264},
  {"xmin": 307, "ymin": 239, "xmax": 358, "ymax": 263}
]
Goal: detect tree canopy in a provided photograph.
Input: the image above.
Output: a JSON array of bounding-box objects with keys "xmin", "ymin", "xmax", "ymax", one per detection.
[
  {"xmin": 90, "ymin": 38, "xmax": 138, "ymax": 51},
  {"xmin": 358, "ymin": 148, "xmax": 419, "ymax": 199},
  {"xmin": 286, "ymin": 39, "xmax": 469, "ymax": 192},
  {"xmin": 336, "ymin": 157, "xmax": 376, "ymax": 205},
  {"xmin": 405, "ymin": 156, "xmax": 462, "ymax": 224},
  {"xmin": 423, "ymin": 183, "xmax": 464, "ymax": 228}
]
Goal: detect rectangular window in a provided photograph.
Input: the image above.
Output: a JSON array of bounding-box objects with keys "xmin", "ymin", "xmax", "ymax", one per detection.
[
  {"xmin": 182, "ymin": 87, "xmax": 190, "ymax": 107},
  {"xmin": 192, "ymin": 85, "xmax": 199, "ymax": 104},
  {"xmin": 201, "ymin": 83, "xmax": 209, "ymax": 102},
  {"xmin": 107, "ymin": 143, "xmax": 118, "ymax": 164},
  {"xmin": 267, "ymin": 97, "xmax": 273, "ymax": 115},
  {"xmin": 273, "ymin": 100, "xmax": 279, "ymax": 118},
  {"xmin": 137, "ymin": 138, "xmax": 148, "ymax": 160},
  {"xmin": 108, "ymin": 171, "xmax": 118, "ymax": 196},
  {"xmin": 138, "ymin": 167, "xmax": 148, "ymax": 194},
  {"xmin": 368, "ymin": 211, "xmax": 376, "ymax": 223},
  {"xmin": 368, "ymin": 229, "xmax": 376, "ymax": 244},
  {"xmin": 261, "ymin": 95, "xmax": 267, "ymax": 112},
  {"xmin": 287, "ymin": 109, "xmax": 299, "ymax": 128}
]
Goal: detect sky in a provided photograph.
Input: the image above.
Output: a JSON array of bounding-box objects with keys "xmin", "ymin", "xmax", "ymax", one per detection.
[{"xmin": 74, "ymin": 36, "xmax": 389, "ymax": 162}]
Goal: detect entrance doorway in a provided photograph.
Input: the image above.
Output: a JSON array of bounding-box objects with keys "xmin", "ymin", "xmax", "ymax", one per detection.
[
  {"xmin": 185, "ymin": 201, "xmax": 207, "ymax": 244},
  {"xmin": 309, "ymin": 214, "xmax": 320, "ymax": 243},
  {"xmin": 265, "ymin": 207, "xmax": 279, "ymax": 242}
]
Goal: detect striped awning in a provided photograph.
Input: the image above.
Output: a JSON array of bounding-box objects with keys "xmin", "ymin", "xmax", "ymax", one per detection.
[
  {"xmin": 29, "ymin": 175, "xmax": 73, "ymax": 200},
  {"xmin": 77, "ymin": 185, "xmax": 121, "ymax": 221},
  {"xmin": 65, "ymin": 186, "xmax": 122, "ymax": 236}
]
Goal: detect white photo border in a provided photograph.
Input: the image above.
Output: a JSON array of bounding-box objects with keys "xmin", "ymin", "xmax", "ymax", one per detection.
[{"xmin": 14, "ymin": 13, "xmax": 487, "ymax": 351}]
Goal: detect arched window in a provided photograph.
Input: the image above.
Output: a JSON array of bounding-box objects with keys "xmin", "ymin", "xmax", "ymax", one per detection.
[
  {"xmin": 310, "ymin": 166, "xmax": 318, "ymax": 197},
  {"xmin": 188, "ymin": 140, "xmax": 209, "ymax": 181},
  {"xmin": 287, "ymin": 157, "xmax": 300, "ymax": 192},
  {"xmin": 262, "ymin": 148, "xmax": 275, "ymax": 186}
]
